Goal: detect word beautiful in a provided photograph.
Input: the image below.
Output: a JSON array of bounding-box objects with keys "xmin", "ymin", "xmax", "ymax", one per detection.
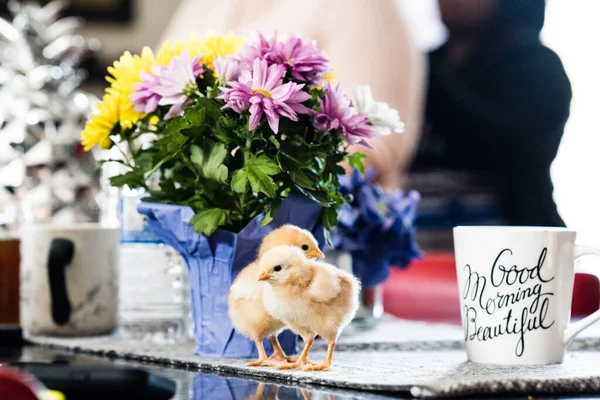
[{"xmin": 462, "ymin": 248, "xmax": 555, "ymax": 357}]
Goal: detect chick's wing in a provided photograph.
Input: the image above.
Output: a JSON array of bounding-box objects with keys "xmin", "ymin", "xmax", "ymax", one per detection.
[
  {"xmin": 229, "ymin": 262, "xmax": 263, "ymax": 301},
  {"xmin": 306, "ymin": 262, "xmax": 342, "ymax": 303}
]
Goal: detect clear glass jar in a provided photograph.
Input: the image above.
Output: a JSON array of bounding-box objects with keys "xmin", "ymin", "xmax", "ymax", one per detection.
[
  {"xmin": 325, "ymin": 251, "xmax": 384, "ymax": 335},
  {"xmin": 118, "ymin": 187, "xmax": 192, "ymax": 343}
]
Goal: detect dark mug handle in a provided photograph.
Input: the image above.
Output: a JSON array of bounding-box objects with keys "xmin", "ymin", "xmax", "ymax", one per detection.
[{"xmin": 47, "ymin": 238, "xmax": 75, "ymax": 325}]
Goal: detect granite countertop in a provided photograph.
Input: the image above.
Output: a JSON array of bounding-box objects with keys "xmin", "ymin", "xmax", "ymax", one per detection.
[{"xmin": 27, "ymin": 317, "xmax": 600, "ymax": 398}]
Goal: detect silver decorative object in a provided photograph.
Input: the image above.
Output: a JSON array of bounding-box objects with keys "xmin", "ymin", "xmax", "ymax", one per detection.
[{"xmin": 0, "ymin": 1, "xmax": 103, "ymax": 230}]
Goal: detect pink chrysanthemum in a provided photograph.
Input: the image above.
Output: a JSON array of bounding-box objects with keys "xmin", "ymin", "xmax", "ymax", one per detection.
[
  {"xmin": 131, "ymin": 50, "xmax": 204, "ymax": 119},
  {"xmin": 273, "ymin": 36, "xmax": 329, "ymax": 85},
  {"xmin": 213, "ymin": 56, "xmax": 243, "ymax": 83},
  {"xmin": 238, "ymin": 32, "xmax": 277, "ymax": 65},
  {"xmin": 219, "ymin": 58, "xmax": 311, "ymax": 133},
  {"xmin": 239, "ymin": 33, "xmax": 330, "ymax": 86},
  {"xmin": 130, "ymin": 66, "xmax": 163, "ymax": 114},
  {"xmin": 314, "ymin": 82, "xmax": 375, "ymax": 147}
]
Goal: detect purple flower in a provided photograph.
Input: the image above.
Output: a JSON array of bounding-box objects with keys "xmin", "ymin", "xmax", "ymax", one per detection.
[
  {"xmin": 218, "ymin": 58, "xmax": 311, "ymax": 133},
  {"xmin": 332, "ymin": 168, "xmax": 421, "ymax": 288},
  {"xmin": 275, "ymin": 36, "xmax": 329, "ymax": 85},
  {"xmin": 131, "ymin": 50, "xmax": 204, "ymax": 120},
  {"xmin": 214, "ymin": 56, "xmax": 243, "ymax": 83},
  {"xmin": 314, "ymin": 82, "xmax": 375, "ymax": 147},
  {"xmin": 131, "ymin": 66, "xmax": 163, "ymax": 114},
  {"xmin": 239, "ymin": 33, "xmax": 330, "ymax": 86},
  {"xmin": 238, "ymin": 32, "xmax": 277, "ymax": 64}
]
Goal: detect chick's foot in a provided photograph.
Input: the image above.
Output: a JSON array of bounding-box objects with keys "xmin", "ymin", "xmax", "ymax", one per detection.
[
  {"xmin": 302, "ymin": 363, "xmax": 332, "ymax": 372},
  {"xmin": 271, "ymin": 354, "xmax": 298, "ymax": 363},
  {"xmin": 276, "ymin": 358, "xmax": 313, "ymax": 370},
  {"xmin": 277, "ymin": 335, "xmax": 316, "ymax": 369},
  {"xmin": 302, "ymin": 341, "xmax": 335, "ymax": 371},
  {"xmin": 268, "ymin": 336, "xmax": 297, "ymax": 363},
  {"xmin": 248, "ymin": 339, "xmax": 275, "ymax": 367},
  {"xmin": 247, "ymin": 358, "xmax": 269, "ymax": 367},
  {"xmin": 267, "ymin": 350, "xmax": 297, "ymax": 363}
]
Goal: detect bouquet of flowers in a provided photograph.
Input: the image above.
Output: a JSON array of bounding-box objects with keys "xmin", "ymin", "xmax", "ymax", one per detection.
[
  {"xmin": 332, "ymin": 168, "xmax": 421, "ymax": 288},
  {"xmin": 81, "ymin": 31, "xmax": 404, "ymax": 239}
]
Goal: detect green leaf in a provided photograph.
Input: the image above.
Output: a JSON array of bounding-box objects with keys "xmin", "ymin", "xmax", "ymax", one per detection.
[
  {"xmin": 247, "ymin": 168, "xmax": 278, "ymax": 198},
  {"xmin": 231, "ymin": 170, "xmax": 248, "ymax": 193},
  {"xmin": 260, "ymin": 199, "xmax": 281, "ymax": 227},
  {"xmin": 181, "ymin": 154, "xmax": 200, "ymax": 179},
  {"xmin": 268, "ymin": 135, "xmax": 281, "ymax": 149},
  {"xmin": 323, "ymin": 228, "xmax": 333, "ymax": 248},
  {"xmin": 348, "ymin": 152, "xmax": 367, "ymax": 174},
  {"xmin": 322, "ymin": 207, "xmax": 339, "ymax": 230},
  {"xmin": 289, "ymin": 169, "xmax": 315, "ymax": 189},
  {"xmin": 109, "ymin": 169, "xmax": 145, "ymax": 188},
  {"xmin": 296, "ymin": 186, "xmax": 335, "ymax": 206},
  {"xmin": 154, "ymin": 123, "xmax": 189, "ymax": 158},
  {"xmin": 196, "ymin": 97, "xmax": 222, "ymax": 121},
  {"xmin": 204, "ymin": 143, "xmax": 229, "ymax": 183},
  {"xmin": 135, "ymin": 151, "xmax": 155, "ymax": 170},
  {"xmin": 211, "ymin": 116, "xmax": 238, "ymax": 143},
  {"xmin": 189, "ymin": 208, "xmax": 227, "ymax": 236},
  {"xmin": 332, "ymin": 165, "xmax": 346, "ymax": 175},
  {"xmin": 185, "ymin": 105, "xmax": 206, "ymax": 126},
  {"xmin": 242, "ymin": 155, "xmax": 280, "ymax": 197},
  {"xmin": 246, "ymin": 155, "xmax": 280, "ymax": 175},
  {"xmin": 163, "ymin": 116, "xmax": 190, "ymax": 135},
  {"xmin": 180, "ymin": 126, "xmax": 206, "ymax": 138},
  {"xmin": 190, "ymin": 145, "xmax": 204, "ymax": 170},
  {"xmin": 188, "ymin": 193, "xmax": 208, "ymax": 210}
]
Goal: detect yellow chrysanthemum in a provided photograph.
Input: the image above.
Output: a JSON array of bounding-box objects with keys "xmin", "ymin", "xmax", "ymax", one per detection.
[
  {"xmin": 106, "ymin": 47, "xmax": 156, "ymax": 128},
  {"xmin": 81, "ymin": 92, "xmax": 120, "ymax": 151},
  {"xmin": 155, "ymin": 32, "xmax": 243, "ymax": 68},
  {"xmin": 200, "ymin": 31, "xmax": 244, "ymax": 69},
  {"xmin": 156, "ymin": 37, "xmax": 204, "ymax": 65}
]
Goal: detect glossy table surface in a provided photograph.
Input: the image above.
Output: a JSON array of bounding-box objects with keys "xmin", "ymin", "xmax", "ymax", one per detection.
[
  {"xmin": 3, "ymin": 344, "xmax": 600, "ymax": 400},
  {"xmin": 1, "ymin": 344, "xmax": 402, "ymax": 400}
]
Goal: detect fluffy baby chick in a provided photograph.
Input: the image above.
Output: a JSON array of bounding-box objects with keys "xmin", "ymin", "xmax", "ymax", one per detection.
[
  {"xmin": 228, "ymin": 225, "xmax": 324, "ymax": 367},
  {"xmin": 258, "ymin": 224, "xmax": 324, "ymax": 260},
  {"xmin": 258, "ymin": 245, "xmax": 360, "ymax": 371}
]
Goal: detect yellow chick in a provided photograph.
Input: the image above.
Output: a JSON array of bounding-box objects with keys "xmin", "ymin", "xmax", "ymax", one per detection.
[
  {"xmin": 257, "ymin": 245, "xmax": 360, "ymax": 371},
  {"xmin": 228, "ymin": 225, "xmax": 325, "ymax": 367},
  {"xmin": 258, "ymin": 224, "xmax": 325, "ymax": 260}
]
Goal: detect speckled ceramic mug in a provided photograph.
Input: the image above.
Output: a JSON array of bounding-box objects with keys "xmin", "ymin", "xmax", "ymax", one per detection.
[
  {"xmin": 454, "ymin": 226, "xmax": 600, "ymax": 365},
  {"xmin": 20, "ymin": 223, "xmax": 119, "ymax": 336}
]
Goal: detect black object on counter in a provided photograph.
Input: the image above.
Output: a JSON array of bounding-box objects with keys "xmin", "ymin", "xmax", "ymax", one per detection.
[
  {"xmin": 8, "ymin": 362, "xmax": 176, "ymax": 400},
  {"xmin": 0, "ymin": 325, "xmax": 22, "ymax": 346}
]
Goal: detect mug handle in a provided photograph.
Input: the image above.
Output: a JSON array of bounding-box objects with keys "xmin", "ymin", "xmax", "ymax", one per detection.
[
  {"xmin": 564, "ymin": 244, "xmax": 600, "ymax": 345},
  {"xmin": 47, "ymin": 238, "xmax": 75, "ymax": 326}
]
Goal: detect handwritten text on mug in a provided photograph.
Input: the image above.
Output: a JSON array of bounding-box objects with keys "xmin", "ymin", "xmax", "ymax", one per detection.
[{"xmin": 462, "ymin": 248, "xmax": 555, "ymax": 356}]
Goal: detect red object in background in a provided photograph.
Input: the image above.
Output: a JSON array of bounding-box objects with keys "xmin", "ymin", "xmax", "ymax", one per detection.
[
  {"xmin": 383, "ymin": 252, "xmax": 600, "ymax": 324},
  {"xmin": 0, "ymin": 367, "xmax": 42, "ymax": 400}
]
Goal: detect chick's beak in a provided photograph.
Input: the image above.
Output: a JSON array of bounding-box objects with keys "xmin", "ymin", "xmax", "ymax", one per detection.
[
  {"xmin": 309, "ymin": 248, "xmax": 326, "ymax": 259},
  {"xmin": 257, "ymin": 271, "xmax": 272, "ymax": 281}
]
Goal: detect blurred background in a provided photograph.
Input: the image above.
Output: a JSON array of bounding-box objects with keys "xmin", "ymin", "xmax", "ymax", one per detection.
[
  {"xmin": 1, "ymin": 0, "xmax": 599, "ymax": 327},
  {"xmin": 59, "ymin": 0, "xmax": 600, "ymax": 252}
]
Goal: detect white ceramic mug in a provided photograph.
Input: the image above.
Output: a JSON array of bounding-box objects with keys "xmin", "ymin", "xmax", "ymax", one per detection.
[
  {"xmin": 20, "ymin": 223, "xmax": 119, "ymax": 336},
  {"xmin": 454, "ymin": 226, "xmax": 600, "ymax": 365}
]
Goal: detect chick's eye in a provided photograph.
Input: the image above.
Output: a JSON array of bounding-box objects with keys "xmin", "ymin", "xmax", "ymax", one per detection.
[
  {"xmin": 273, "ymin": 265, "xmax": 282, "ymax": 272},
  {"xmin": 301, "ymin": 244, "xmax": 309, "ymax": 251}
]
